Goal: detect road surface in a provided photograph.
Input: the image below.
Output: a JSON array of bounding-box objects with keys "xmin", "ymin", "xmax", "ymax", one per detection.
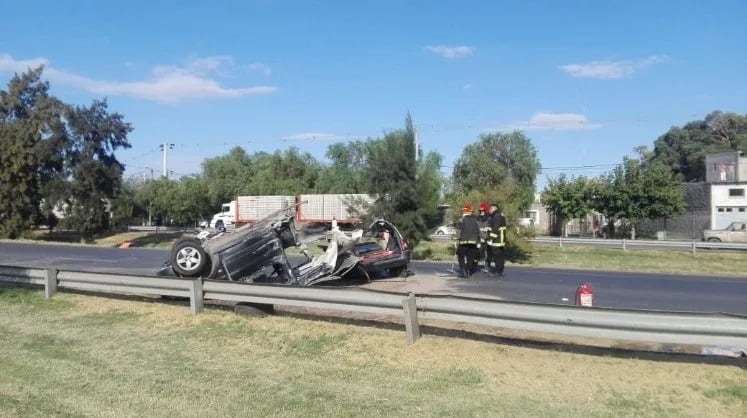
[{"xmin": 1, "ymin": 242, "xmax": 745, "ymax": 315}]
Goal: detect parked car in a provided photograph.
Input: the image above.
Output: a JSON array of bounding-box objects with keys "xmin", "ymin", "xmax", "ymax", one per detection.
[
  {"xmin": 703, "ymin": 221, "xmax": 747, "ymax": 243},
  {"xmin": 157, "ymin": 216, "xmax": 410, "ymax": 285}
]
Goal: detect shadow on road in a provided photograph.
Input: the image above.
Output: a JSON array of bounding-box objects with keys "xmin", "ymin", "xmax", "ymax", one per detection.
[{"xmin": 129, "ymin": 232, "xmax": 184, "ymax": 248}]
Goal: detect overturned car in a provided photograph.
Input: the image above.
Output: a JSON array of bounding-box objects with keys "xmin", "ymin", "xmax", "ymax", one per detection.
[{"xmin": 157, "ymin": 216, "xmax": 410, "ymax": 286}]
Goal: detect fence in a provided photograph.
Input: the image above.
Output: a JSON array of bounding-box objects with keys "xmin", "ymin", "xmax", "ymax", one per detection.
[
  {"xmin": 637, "ymin": 210, "xmax": 712, "ymax": 241},
  {"xmin": 1, "ymin": 265, "xmax": 746, "ymax": 356},
  {"xmin": 431, "ymin": 234, "xmax": 747, "ymax": 253},
  {"xmin": 531, "ymin": 236, "xmax": 747, "ymax": 253}
]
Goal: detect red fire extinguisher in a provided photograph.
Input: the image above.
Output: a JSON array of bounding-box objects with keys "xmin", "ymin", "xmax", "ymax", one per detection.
[{"xmin": 575, "ymin": 282, "xmax": 594, "ymax": 307}]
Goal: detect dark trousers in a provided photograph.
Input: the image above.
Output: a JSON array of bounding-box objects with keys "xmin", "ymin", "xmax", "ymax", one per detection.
[
  {"xmin": 485, "ymin": 245, "xmax": 505, "ymax": 274},
  {"xmin": 456, "ymin": 244, "xmax": 478, "ymax": 276},
  {"xmin": 478, "ymin": 241, "xmax": 488, "ymax": 262}
]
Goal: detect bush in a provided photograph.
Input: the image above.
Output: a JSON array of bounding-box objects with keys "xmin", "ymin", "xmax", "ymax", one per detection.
[{"xmin": 505, "ymin": 229, "xmax": 532, "ymax": 263}]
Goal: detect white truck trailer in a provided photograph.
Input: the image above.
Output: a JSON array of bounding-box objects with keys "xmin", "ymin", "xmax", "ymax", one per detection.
[{"xmin": 208, "ymin": 194, "xmax": 375, "ymax": 229}]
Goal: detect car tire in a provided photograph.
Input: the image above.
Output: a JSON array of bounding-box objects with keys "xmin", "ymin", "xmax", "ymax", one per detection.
[
  {"xmin": 436, "ymin": 230, "xmax": 444, "ymax": 235},
  {"xmin": 170, "ymin": 237, "xmax": 209, "ymax": 277},
  {"xmin": 706, "ymin": 237, "xmax": 722, "ymax": 242},
  {"xmin": 214, "ymin": 220, "xmax": 224, "ymax": 230}
]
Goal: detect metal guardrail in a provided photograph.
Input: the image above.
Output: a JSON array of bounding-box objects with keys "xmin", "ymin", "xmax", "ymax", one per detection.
[
  {"xmin": 125, "ymin": 226, "xmax": 195, "ymax": 233},
  {"xmin": 430, "ymin": 234, "xmax": 747, "ymax": 253},
  {"xmin": 1, "ymin": 265, "xmax": 746, "ymax": 355},
  {"xmin": 531, "ymin": 236, "xmax": 747, "ymax": 253}
]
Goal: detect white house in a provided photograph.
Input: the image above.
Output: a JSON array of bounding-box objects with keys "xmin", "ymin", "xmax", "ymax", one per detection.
[{"xmin": 706, "ymin": 151, "xmax": 747, "ymax": 229}]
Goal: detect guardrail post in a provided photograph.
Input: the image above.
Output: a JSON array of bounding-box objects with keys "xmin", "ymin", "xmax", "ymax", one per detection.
[
  {"xmin": 559, "ymin": 236, "xmax": 563, "ymax": 248},
  {"xmin": 622, "ymin": 239, "xmax": 627, "ymax": 252},
  {"xmin": 189, "ymin": 278, "xmax": 204, "ymax": 314},
  {"xmin": 402, "ymin": 293, "xmax": 420, "ymax": 345},
  {"xmin": 691, "ymin": 240, "xmax": 697, "ymax": 255},
  {"xmin": 44, "ymin": 268, "xmax": 57, "ymax": 300}
]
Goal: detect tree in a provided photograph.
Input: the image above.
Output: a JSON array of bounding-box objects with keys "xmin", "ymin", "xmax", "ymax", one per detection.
[
  {"xmin": 248, "ymin": 147, "xmax": 322, "ymax": 195},
  {"xmin": 541, "ymin": 174, "xmax": 596, "ymax": 237},
  {"xmin": 200, "ymin": 146, "xmax": 324, "ymax": 212},
  {"xmin": 415, "ymin": 151, "xmax": 445, "ymax": 229},
  {"xmin": 317, "ymin": 140, "xmax": 370, "ymax": 193},
  {"xmin": 594, "ymin": 157, "xmax": 685, "ymax": 239},
  {"xmin": 452, "ymin": 131, "xmax": 541, "ymax": 210},
  {"xmin": 58, "ymin": 99, "xmax": 132, "ymax": 240},
  {"xmin": 134, "ymin": 178, "xmax": 163, "ymax": 226},
  {"xmin": 644, "ymin": 111, "xmax": 747, "ymax": 181},
  {"xmin": 201, "ymin": 146, "xmax": 255, "ymax": 210},
  {"xmin": 364, "ymin": 114, "xmax": 429, "ymax": 245},
  {"xmin": 111, "ymin": 180, "xmax": 137, "ymax": 227},
  {"xmin": 0, "ymin": 67, "xmax": 67, "ymax": 238},
  {"xmin": 175, "ymin": 176, "xmax": 213, "ymax": 225}
]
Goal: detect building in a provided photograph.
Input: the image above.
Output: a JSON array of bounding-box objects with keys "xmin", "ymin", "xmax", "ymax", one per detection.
[
  {"xmin": 525, "ymin": 193, "xmax": 552, "ymax": 234},
  {"xmin": 706, "ymin": 151, "xmax": 747, "ymax": 229}
]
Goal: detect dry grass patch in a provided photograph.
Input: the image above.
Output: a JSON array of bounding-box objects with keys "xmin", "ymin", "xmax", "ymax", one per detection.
[
  {"xmin": 0, "ymin": 287, "xmax": 745, "ymax": 417},
  {"xmin": 532, "ymin": 244, "xmax": 747, "ymax": 276},
  {"xmin": 415, "ymin": 240, "xmax": 747, "ymax": 277}
]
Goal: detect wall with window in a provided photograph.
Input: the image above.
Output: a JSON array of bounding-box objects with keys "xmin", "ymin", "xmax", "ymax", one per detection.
[{"xmin": 710, "ymin": 184, "xmax": 747, "ymax": 229}]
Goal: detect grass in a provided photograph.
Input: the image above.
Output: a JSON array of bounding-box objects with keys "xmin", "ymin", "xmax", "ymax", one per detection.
[
  {"xmin": 16, "ymin": 229, "xmax": 183, "ymax": 249},
  {"xmin": 0, "ymin": 286, "xmax": 745, "ymax": 417},
  {"xmin": 413, "ymin": 240, "xmax": 747, "ymax": 277},
  {"xmin": 531, "ymin": 244, "xmax": 747, "ymax": 276}
]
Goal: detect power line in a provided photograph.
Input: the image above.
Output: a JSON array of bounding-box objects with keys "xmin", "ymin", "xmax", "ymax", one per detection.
[{"xmin": 540, "ymin": 163, "xmax": 621, "ymax": 171}]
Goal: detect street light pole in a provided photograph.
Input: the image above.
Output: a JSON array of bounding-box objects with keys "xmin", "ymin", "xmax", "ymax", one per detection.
[
  {"xmin": 147, "ymin": 168, "xmax": 154, "ymax": 227},
  {"xmin": 160, "ymin": 142, "xmax": 175, "ymax": 178}
]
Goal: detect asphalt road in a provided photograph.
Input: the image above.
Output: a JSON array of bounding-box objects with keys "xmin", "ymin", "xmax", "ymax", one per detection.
[{"xmin": 1, "ymin": 242, "xmax": 745, "ymax": 315}]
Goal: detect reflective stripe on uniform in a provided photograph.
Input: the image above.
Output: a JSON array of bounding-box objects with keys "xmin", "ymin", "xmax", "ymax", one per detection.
[{"xmin": 488, "ymin": 226, "xmax": 507, "ymax": 247}]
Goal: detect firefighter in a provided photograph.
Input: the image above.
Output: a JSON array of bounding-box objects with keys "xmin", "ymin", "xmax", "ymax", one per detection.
[
  {"xmin": 456, "ymin": 203, "xmax": 480, "ymax": 278},
  {"xmin": 485, "ymin": 203, "xmax": 507, "ymax": 277},
  {"xmin": 477, "ymin": 202, "xmax": 491, "ymax": 271}
]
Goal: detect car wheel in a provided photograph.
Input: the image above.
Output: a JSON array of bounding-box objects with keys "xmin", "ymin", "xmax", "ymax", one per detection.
[
  {"xmin": 214, "ymin": 220, "xmax": 224, "ymax": 230},
  {"xmin": 436, "ymin": 230, "xmax": 444, "ymax": 235},
  {"xmin": 706, "ymin": 237, "xmax": 722, "ymax": 242},
  {"xmin": 170, "ymin": 237, "xmax": 209, "ymax": 277}
]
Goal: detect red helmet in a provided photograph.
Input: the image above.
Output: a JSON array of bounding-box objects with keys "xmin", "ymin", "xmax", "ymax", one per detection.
[
  {"xmin": 462, "ymin": 203, "xmax": 473, "ymax": 213},
  {"xmin": 479, "ymin": 202, "xmax": 489, "ymax": 212}
]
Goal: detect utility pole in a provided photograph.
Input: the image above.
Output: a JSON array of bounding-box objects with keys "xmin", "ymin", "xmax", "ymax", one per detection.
[
  {"xmin": 147, "ymin": 167, "xmax": 154, "ymax": 227},
  {"xmin": 159, "ymin": 142, "xmax": 174, "ymax": 178}
]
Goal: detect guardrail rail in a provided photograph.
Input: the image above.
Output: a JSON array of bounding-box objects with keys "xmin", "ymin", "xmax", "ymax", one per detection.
[
  {"xmin": 1, "ymin": 265, "xmax": 745, "ymax": 356},
  {"xmin": 429, "ymin": 234, "xmax": 747, "ymax": 253}
]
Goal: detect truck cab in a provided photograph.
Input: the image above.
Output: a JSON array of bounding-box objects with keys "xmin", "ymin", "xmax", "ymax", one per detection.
[{"xmin": 209, "ymin": 201, "xmax": 236, "ymax": 229}]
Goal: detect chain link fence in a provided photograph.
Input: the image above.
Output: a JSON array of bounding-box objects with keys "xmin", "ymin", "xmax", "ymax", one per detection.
[
  {"xmin": 637, "ymin": 210, "xmax": 711, "ymax": 240},
  {"xmin": 549, "ymin": 211, "xmax": 712, "ymax": 241}
]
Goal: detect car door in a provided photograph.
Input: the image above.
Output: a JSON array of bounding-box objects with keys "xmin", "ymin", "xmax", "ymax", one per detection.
[{"xmin": 730, "ymin": 222, "xmax": 747, "ymax": 242}]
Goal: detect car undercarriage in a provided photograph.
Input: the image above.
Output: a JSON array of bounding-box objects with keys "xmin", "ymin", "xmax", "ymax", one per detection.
[{"xmin": 158, "ymin": 215, "xmax": 410, "ymax": 286}]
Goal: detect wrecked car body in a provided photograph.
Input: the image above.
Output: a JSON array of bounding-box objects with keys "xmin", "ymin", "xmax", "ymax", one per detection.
[
  {"xmin": 351, "ymin": 219, "xmax": 411, "ymax": 278},
  {"xmin": 157, "ymin": 215, "xmax": 410, "ymax": 286}
]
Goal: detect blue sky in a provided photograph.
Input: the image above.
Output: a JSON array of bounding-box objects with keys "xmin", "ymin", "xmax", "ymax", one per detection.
[{"xmin": 2, "ymin": 0, "xmax": 746, "ymax": 188}]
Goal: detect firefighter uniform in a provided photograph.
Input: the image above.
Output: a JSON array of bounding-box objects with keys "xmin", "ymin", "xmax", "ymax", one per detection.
[
  {"xmin": 456, "ymin": 204, "xmax": 481, "ymax": 278},
  {"xmin": 486, "ymin": 204, "xmax": 507, "ymax": 277},
  {"xmin": 477, "ymin": 202, "xmax": 491, "ymax": 269}
]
